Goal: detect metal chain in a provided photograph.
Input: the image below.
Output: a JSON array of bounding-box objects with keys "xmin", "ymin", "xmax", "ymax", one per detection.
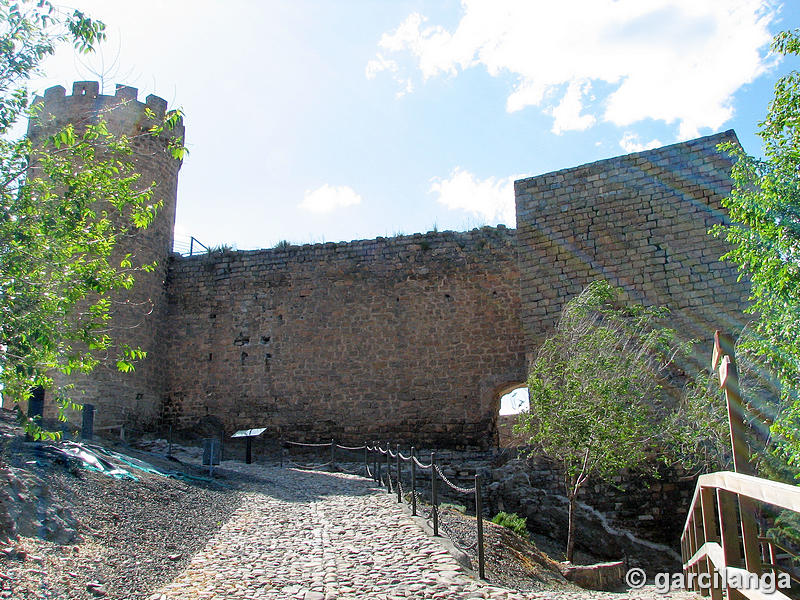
[
  {"xmin": 388, "ymin": 448, "xmax": 397, "ymax": 458},
  {"xmin": 335, "ymin": 444, "xmax": 366, "ymax": 451},
  {"xmin": 413, "ymin": 456, "xmax": 432, "ymax": 469},
  {"xmin": 285, "ymin": 458, "xmax": 333, "ymax": 470},
  {"xmin": 433, "ymin": 464, "xmax": 475, "ymax": 495},
  {"xmin": 284, "ymin": 441, "xmax": 332, "ymax": 448},
  {"xmin": 398, "ymin": 451, "xmax": 412, "ymax": 461}
]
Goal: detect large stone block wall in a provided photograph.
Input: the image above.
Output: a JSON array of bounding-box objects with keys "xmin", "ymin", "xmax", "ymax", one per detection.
[
  {"xmin": 515, "ymin": 130, "xmax": 749, "ymax": 352},
  {"xmin": 162, "ymin": 227, "xmax": 527, "ymax": 447},
  {"xmin": 18, "ymin": 85, "xmax": 753, "ymax": 452}
]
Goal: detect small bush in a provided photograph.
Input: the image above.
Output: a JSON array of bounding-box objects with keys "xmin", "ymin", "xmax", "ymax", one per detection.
[
  {"xmin": 491, "ymin": 511, "xmax": 528, "ymax": 537},
  {"xmin": 207, "ymin": 243, "xmax": 233, "ymax": 254}
]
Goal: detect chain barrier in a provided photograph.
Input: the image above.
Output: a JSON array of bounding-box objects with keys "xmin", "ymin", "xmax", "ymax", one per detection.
[
  {"xmin": 284, "ymin": 441, "xmax": 332, "ymax": 448},
  {"xmin": 336, "ymin": 444, "xmax": 367, "ymax": 451},
  {"xmin": 284, "ymin": 458, "xmax": 334, "ymax": 470},
  {"xmin": 280, "ymin": 438, "xmax": 486, "ymax": 580},
  {"xmin": 413, "ymin": 455, "xmax": 432, "ymax": 470},
  {"xmin": 433, "ymin": 463, "xmax": 476, "ymax": 495}
]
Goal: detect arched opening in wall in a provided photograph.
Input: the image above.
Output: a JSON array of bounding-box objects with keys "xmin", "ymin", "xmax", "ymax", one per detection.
[{"xmin": 496, "ymin": 384, "xmax": 529, "ymax": 448}]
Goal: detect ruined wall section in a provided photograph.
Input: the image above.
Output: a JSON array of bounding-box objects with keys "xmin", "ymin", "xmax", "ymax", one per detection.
[
  {"xmin": 515, "ymin": 130, "xmax": 749, "ymax": 352},
  {"xmin": 162, "ymin": 227, "xmax": 526, "ymax": 447},
  {"xmin": 28, "ymin": 82, "xmax": 184, "ymax": 428}
]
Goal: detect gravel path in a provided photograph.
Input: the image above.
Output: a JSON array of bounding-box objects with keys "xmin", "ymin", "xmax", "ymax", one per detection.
[
  {"xmin": 1, "ymin": 456, "xmax": 244, "ymax": 599},
  {"xmin": 151, "ymin": 463, "xmax": 693, "ymax": 600}
]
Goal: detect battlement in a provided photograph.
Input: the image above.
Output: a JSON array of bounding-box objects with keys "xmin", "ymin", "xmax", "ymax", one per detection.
[
  {"xmin": 175, "ymin": 225, "xmax": 517, "ymax": 273},
  {"xmin": 29, "ymin": 81, "xmax": 184, "ymax": 140}
]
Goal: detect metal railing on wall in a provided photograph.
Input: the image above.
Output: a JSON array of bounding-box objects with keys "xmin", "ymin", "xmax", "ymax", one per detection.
[
  {"xmin": 173, "ymin": 235, "xmax": 209, "ymax": 257},
  {"xmin": 281, "ymin": 439, "xmax": 486, "ymax": 580}
]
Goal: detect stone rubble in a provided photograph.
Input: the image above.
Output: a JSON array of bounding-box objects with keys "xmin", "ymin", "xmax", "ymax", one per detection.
[{"xmin": 154, "ymin": 463, "xmax": 692, "ymax": 600}]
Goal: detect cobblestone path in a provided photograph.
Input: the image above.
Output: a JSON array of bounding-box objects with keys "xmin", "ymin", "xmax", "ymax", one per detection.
[{"xmin": 153, "ymin": 464, "xmax": 691, "ymax": 600}]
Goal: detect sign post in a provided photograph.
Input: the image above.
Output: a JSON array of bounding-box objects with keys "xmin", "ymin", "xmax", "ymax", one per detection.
[{"xmin": 231, "ymin": 428, "xmax": 267, "ymax": 464}]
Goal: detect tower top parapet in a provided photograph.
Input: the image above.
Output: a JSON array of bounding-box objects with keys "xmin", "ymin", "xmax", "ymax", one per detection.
[{"xmin": 28, "ymin": 81, "xmax": 184, "ymax": 141}]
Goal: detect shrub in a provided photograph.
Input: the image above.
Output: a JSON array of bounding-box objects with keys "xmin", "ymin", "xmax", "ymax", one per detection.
[{"xmin": 491, "ymin": 511, "xmax": 528, "ymax": 537}]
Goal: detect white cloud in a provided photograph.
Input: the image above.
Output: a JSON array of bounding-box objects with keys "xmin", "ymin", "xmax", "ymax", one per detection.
[
  {"xmin": 369, "ymin": 0, "xmax": 777, "ymax": 138},
  {"xmin": 430, "ymin": 168, "xmax": 519, "ymax": 226},
  {"xmin": 365, "ymin": 53, "xmax": 398, "ymax": 79},
  {"xmin": 619, "ymin": 132, "xmax": 664, "ymax": 153},
  {"xmin": 550, "ymin": 80, "xmax": 596, "ymax": 134},
  {"xmin": 366, "ymin": 53, "xmax": 414, "ymax": 97},
  {"xmin": 299, "ymin": 184, "xmax": 363, "ymax": 214}
]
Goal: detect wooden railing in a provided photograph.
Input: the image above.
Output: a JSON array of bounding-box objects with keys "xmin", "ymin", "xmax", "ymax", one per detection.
[{"xmin": 681, "ymin": 470, "xmax": 800, "ymax": 600}]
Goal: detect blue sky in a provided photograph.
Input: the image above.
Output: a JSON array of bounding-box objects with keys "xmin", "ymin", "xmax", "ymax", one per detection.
[{"xmin": 28, "ymin": 0, "xmax": 800, "ymax": 252}]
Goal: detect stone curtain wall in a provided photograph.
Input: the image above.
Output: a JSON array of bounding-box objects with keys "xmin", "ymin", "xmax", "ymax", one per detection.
[
  {"xmin": 162, "ymin": 227, "xmax": 527, "ymax": 447},
  {"xmin": 28, "ymin": 82, "xmax": 184, "ymax": 428},
  {"xmin": 515, "ymin": 130, "xmax": 749, "ymax": 352},
  {"xmin": 25, "ymin": 81, "xmax": 751, "ymax": 451}
]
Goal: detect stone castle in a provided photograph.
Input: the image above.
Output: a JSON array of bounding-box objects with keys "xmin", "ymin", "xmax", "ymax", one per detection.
[{"xmin": 26, "ymin": 82, "xmax": 750, "ymax": 447}]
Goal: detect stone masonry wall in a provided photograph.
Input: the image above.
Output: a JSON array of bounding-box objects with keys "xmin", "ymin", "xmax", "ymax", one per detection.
[
  {"xmin": 162, "ymin": 227, "xmax": 527, "ymax": 447},
  {"xmin": 515, "ymin": 130, "xmax": 749, "ymax": 353},
  {"xmin": 18, "ymin": 90, "xmax": 752, "ymax": 454},
  {"xmin": 26, "ymin": 82, "xmax": 183, "ymax": 429}
]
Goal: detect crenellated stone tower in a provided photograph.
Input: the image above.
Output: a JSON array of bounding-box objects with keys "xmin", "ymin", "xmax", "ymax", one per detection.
[{"xmin": 27, "ymin": 81, "xmax": 184, "ymax": 429}]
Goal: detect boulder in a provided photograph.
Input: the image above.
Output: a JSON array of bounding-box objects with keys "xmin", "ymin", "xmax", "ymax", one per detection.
[
  {"xmin": 0, "ymin": 465, "xmax": 79, "ymax": 544},
  {"xmin": 560, "ymin": 561, "xmax": 625, "ymax": 590}
]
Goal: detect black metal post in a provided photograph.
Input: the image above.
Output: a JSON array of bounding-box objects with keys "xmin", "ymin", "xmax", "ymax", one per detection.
[
  {"xmin": 385, "ymin": 443, "xmax": 391, "ymax": 493},
  {"xmin": 330, "ymin": 438, "xmax": 335, "ymax": 464},
  {"xmin": 411, "ymin": 446, "xmax": 417, "ymax": 516},
  {"xmin": 167, "ymin": 424, "xmax": 173, "ymax": 457},
  {"xmin": 81, "ymin": 403, "xmax": 95, "ymax": 440},
  {"xmin": 476, "ymin": 473, "xmax": 485, "ymax": 580},
  {"xmin": 364, "ymin": 443, "xmax": 368, "ymax": 477},
  {"xmin": 396, "ymin": 444, "xmax": 401, "ymax": 503},
  {"xmin": 373, "ymin": 441, "xmax": 379, "ymax": 482},
  {"xmin": 245, "ymin": 437, "xmax": 253, "ymax": 464},
  {"xmin": 431, "ymin": 452, "xmax": 438, "ymax": 537},
  {"xmin": 26, "ymin": 387, "xmax": 45, "ymax": 441}
]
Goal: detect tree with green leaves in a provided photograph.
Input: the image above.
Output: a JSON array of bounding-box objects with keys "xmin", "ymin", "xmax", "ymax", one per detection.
[
  {"xmin": 516, "ymin": 280, "xmax": 686, "ymax": 562},
  {"xmin": 0, "ymin": 0, "xmax": 184, "ymax": 438},
  {"xmin": 668, "ymin": 329, "xmax": 788, "ymax": 476},
  {"xmin": 711, "ymin": 28, "xmax": 800, "ymax": 467}
]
